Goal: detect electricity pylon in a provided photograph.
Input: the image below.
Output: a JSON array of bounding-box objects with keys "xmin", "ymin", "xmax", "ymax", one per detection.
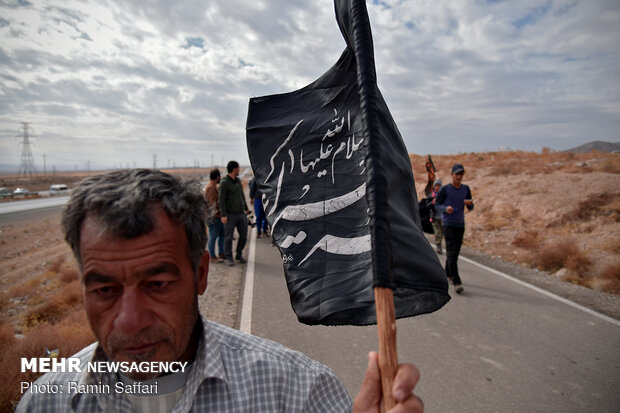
[{"xmin": 17, "ymin": 122, "xmax": 37, "ymax": 176}]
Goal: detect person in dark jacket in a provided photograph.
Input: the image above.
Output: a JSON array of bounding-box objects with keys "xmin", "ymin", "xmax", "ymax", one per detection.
[
  {"xmin": 219, "ymin": 161, "xmax": 250, "ymax": 266},
  {"xmin": 435, "ymin": 164, "xmax": 474, "ymax": 294}
]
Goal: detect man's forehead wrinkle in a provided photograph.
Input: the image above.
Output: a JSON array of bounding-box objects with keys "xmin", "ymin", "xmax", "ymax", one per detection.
[{"xmin": 81, "ymin": 203, "xmax": 161, "ymax": 242}]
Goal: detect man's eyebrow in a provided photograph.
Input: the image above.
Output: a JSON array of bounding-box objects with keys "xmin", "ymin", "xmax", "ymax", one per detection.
[
  {"xmin": 83, "ymin": 264, "xmax": 180, "ymax": 286},
  {"xmin": 142, "ymin": 263, "xmax": 181, "ymax": 277},
  {"xmin": 83, "ymin": 272, "xmax": 116, "ymax": 286}
]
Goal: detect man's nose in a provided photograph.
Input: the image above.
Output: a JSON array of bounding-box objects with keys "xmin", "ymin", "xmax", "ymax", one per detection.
[{"xmin": 114, "ymin": 288, "xmax": 154, "ymax": 335}]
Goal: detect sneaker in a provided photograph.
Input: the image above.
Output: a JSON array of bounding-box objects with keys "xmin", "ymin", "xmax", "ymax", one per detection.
[
  {"xmin": 455, "ymin": 284, "xmax": 464, "ymax": 294},
  {"xmin": 236, "ymin": 256, "xmax": 247, "ymax": 264},
  {"xmin": 210, "ymin": 257, "xmax": 224, "ymax": 263},
  {"xmin": 226, "ymin": 259, "xmax": 234, "ymax": 267}
]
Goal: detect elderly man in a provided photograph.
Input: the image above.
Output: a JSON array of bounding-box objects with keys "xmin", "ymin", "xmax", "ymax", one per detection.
[{"xmin": 17, "ymin": 169, "xmax": 423, "ymax": 412}]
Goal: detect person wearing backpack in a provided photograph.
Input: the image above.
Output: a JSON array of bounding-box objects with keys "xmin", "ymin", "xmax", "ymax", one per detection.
[
  {"xmin": 204, "ymin": 168, "xmax": 225, "ymax": 263},
  {"xmin": 429, "ymin": 179, "xmax": 444, "ymax": 254}
]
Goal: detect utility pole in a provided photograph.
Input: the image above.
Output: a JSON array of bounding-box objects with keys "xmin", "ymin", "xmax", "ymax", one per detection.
[
  {"xmin": 17, "ymin": 122, "xmax": 37, "ymax": 176},
  {"xmin": 42, "ymin": 154, "xmax": 47, "ymax": 176},
  {"xmin": 153, "ymin": 154, "xmax": 157, "ymax": 169}
]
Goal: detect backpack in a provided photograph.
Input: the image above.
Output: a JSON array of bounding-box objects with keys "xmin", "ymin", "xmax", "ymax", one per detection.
[{"xmin": 418, "ymin": 197, "xmax": 435, "ymax": 234}]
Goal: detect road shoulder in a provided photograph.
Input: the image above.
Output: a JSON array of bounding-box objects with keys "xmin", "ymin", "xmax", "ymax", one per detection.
[{"xmin": 460, "ymin": 245, "xmax": 620, "ymax": 321}]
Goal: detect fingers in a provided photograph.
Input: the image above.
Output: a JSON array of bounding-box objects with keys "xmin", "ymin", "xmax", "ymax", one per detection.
[
  {"xmin": 352, "ymin": 352, "xmax": 381, "ymax": 412},
  {"xmin": 389, "ymin": 363, "xmax": 423, "ymax": 413},
  {"xmin": 392, "ymin": 363, "xmax": 420, "ymax": 402},
  {"xmin": 353, "ymin": 354, "xmax": 424, "ymax": 413},
  {"xmin": 388, "ymin": 394, "xmax": 424, "ymax": 413}
]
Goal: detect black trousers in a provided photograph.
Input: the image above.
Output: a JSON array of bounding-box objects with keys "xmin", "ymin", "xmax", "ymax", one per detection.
[
  {"xmin": 444, "ymin": 226, "xmax": 465, "ymax": 285},
  {"xmin": 224, "ymin": 213, "xmax": 248, "ymax": 259}
]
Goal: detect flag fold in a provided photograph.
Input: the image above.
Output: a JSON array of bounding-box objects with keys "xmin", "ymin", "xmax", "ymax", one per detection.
[{"xmin": 246, "ymin": 0, "xmax": 449, "ymax": 325}]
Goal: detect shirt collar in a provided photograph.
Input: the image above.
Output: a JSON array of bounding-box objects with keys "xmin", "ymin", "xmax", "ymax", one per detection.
[{"xmin": 70, "ymin": 315, "xmax": 229, "ymax": 412}]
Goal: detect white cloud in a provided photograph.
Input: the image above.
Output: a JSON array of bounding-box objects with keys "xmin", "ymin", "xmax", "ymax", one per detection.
[{"xmin": 0, "ymin": 0, "xmax": 618, "ymax": 171}]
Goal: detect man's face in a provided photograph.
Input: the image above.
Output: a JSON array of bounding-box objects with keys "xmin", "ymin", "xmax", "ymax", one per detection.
[
  {"xmin": 80, "ymin": 206, "xmax": 208, "ymax": 379},
  {"xmin": 452, "ymin": 171, "xmax": 464, "ymax": 186},
  {"xmin": 232, "ymin": 166, "xmax": 240, "ymax": 178}
]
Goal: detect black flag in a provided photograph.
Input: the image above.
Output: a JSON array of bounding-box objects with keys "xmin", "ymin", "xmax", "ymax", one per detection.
[{"xmin": 246, "ymin": 0, "xmax": 449, "ymax": 326}]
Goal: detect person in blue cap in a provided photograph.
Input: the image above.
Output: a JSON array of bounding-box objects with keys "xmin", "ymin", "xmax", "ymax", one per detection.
[{"xmin": 435, "ymin": 164, "xmax": 474, "ymax": 293}]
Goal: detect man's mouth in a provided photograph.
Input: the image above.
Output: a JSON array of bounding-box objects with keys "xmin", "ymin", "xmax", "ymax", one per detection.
[{"xmin": 122, "ymin": 341, "xmax": 160, "ymax": 355}]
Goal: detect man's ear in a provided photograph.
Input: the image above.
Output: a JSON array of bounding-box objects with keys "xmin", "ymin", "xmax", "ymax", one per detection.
[{"xmin": 197, "ymin": 251, "xmax": 209, "ymax": 295}]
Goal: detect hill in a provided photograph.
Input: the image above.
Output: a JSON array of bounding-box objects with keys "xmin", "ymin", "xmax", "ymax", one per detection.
[{"xmin": 564, "ymin": 140, "xmax": 620, "ymax": 154}]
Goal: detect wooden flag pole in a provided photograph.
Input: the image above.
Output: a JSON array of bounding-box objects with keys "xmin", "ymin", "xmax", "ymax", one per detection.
[{"xmin": 374, "ymin": 286, "xmax": 398, "ymax": 411}]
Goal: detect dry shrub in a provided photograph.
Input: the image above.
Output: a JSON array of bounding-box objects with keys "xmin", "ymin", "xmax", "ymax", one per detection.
[
  {"xmin": 7, "ymin": 274, "xmax": 45, "ymax": 299},
  {"xmin": 484, "ymin": 207, "xmax": 520, "ymax": 230},
  {"xmin": 0, "ymin": 291, "xmax": 9, "ymax": 312},
  {"xmin": 597, "ymin": 157, "xmax": 620, "ymax": 174},
  {"xmin": 46, "ymin": 255, "xmax": 66, "ymax": 273},
  {"xmin": 554, "ymin": 192, "xmax": 620, "ymax": 226},
  {"xmin": 592, "ymin": 262, "xmax": 620, "ymax": 294},
  {"xmin": 600, "ymin": 236, "xmax": 620, "ymax": 254},
  {"xmin": 490, "ymin": 162, "xmax": 515, "ymax": 176},
  {"xmin": 512, "ymin": 230, "xmax": 540, "ymax": 250},
  {"xmin": 0, "ymin": 322, "xmax": 16, "ymax": 353},
  {"xmin": 533, "ymin": 238, "xmax": 592, "ymax": 275},
  {"xmin": 24, "ymin": 281, "xmax": 82, "ymax": 328},
  {"xmin": 485, "ymin": 216, "xmax": 510, "ymax": 230},
  {"xmin": 0, "ymin": 311, "xmax": 95, "ymax": 412},
  {"xmin": 60, "ymin": 267, "xmax": 79, "ymax": 284}
]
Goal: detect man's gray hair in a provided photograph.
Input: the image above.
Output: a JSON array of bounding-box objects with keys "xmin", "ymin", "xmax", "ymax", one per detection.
[{"xmin": 62, "ymin": 169, "xmax": 207, "ymax": 272}]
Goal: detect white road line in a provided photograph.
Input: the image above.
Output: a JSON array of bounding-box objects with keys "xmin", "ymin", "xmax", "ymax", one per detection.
[
  {"xmin": 240, "ymin": 227, "xmax": 257, "ymax": 334},
  {"xmin": 460, "ymin": 255, "xmax": 620, "ymax": 327}
]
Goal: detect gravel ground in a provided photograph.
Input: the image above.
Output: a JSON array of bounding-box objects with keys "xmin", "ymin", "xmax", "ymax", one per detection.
[{"xmin": 197, "ymin": 248, "xmax": 246, "ymax": 329}]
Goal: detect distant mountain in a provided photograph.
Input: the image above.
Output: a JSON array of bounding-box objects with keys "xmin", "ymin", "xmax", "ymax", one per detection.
[{"xmin": 564, "ymin": 141, "xmax": 620, "ymax": 154}]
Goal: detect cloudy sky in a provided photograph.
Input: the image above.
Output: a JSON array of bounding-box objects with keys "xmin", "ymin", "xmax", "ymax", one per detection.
[{"xmin": 1, "ymin": 0, "xmax": 619, "ymax": 171}]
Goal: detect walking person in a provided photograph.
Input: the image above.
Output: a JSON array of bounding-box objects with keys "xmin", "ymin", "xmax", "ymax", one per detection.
[
  {"xmin": 430, "ymin": 179, "xmax": 444, "ymax": 254},
  {"xmin": 249, "ymin": 175, "xmax": 269, "ymax": 237},
  {"xmin": 435, "ymin": 164, "xmax": 474, "ymax": 294},
  {"xmin": 219, "ymin": 161, "xmax": 250, "ymax": 266},
  {"xmin": 204, "ymin": 168, "xmax": 225, "ymax": 263}
]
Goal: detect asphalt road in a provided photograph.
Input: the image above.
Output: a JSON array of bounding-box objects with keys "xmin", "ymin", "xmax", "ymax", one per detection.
[
  {"xmin": 247, "ymin": 235, "xmax": 620, "ymax": 413},
  {"xmin": 0, "ymin": 196, "xmax": 68, "ymax": 224}
]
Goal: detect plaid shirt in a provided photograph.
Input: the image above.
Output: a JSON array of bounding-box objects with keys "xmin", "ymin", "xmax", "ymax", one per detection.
[{"xmin": 17, "ymin": 317, "xmax": 352, "ymax": 412}]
